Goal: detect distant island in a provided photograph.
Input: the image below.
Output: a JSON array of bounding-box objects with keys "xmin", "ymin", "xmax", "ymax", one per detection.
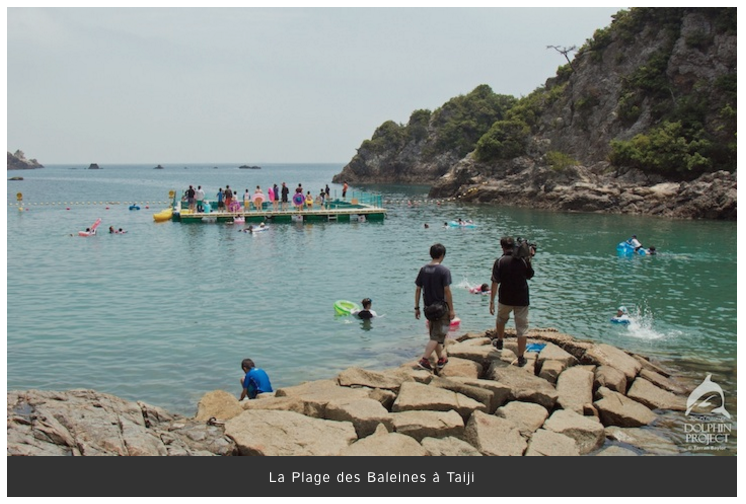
[
  {"xmin": 154, "ymin": 164, "xmax": 164, "ymax": 169},
  {"xmin": 88, "ymin": 163, "xmax": 101, "ymax": 170},
  {"xmin": 239, "ymin": 165, "xmax": 261, "ymax": 169},
  {"xmin": 7, "ymin": 150, "xmax": 43, "ymax": 170}
]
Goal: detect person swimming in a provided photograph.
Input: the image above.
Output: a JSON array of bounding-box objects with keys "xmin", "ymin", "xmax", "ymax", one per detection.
[
  {"xmin": 351, "ymin": 298, "xmax": 378, "ymax": 319},
  {"xmin": 469, "ymin": 283, "xmax": 490, "ymax": 294}
]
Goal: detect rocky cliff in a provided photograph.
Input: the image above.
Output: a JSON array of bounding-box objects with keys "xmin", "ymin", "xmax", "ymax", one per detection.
[
  {"xmin": 7, "ymin": 150, "xmax": 43, "ymax": 170},
  {"xmin": 334, "ymin": 8, "xmax": 737, "ymax": 220}
]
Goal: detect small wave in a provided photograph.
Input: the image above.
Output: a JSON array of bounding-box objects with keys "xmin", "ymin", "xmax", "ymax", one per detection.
[{"xmin": 623, "ymin": 303, "xmax": 682, "ymax": 341}]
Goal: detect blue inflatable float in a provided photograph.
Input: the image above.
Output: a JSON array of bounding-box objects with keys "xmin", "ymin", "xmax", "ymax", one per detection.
[{"xmin": 616, "ymin": 241, "xmax": 647, "ymax": 255}]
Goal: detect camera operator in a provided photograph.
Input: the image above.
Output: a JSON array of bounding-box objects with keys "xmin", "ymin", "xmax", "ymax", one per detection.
[{"xmin": 489, "ymin": 236, "xmax": 535, "ymax": 367}]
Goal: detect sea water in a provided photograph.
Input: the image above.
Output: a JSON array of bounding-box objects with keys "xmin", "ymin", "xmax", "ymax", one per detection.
[{"xmin": 6, "ymin": 164, "xmax": 737, "ymax": 427}]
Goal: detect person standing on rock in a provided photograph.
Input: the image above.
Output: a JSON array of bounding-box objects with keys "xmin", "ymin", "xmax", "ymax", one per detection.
[
  {"xmin": 239, "ymin": 358, "xmax": 273, "ymax": 400},
  {"xmin": 414, "ymin": 243, "xmax": 455, "ymax": 371},
  {"xmin": 489, "ymin": 236, "xmax": 535, "ymax": 367}
]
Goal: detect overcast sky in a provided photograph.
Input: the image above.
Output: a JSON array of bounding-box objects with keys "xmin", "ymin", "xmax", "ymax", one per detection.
[{"xmin": 6, "ymin": 6, "xmax": 625, "ymax": 165}]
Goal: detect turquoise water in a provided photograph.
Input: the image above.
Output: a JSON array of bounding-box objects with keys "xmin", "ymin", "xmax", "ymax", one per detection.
[{"xmin": 6, "ymin": 164, "xmax": 737, "ymax": 420}]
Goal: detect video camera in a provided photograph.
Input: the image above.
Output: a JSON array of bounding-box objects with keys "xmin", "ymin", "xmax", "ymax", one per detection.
[{"xmin": 515, "ymin": 237, "xmax": 537, "ymax": 260}]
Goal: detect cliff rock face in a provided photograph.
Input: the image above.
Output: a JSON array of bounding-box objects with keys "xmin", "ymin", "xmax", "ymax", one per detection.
[
  {"xmin": 7, "ymin": 151, "xmax": 43, "ymax": 170},
  {"xmin": 335, "ymin": 9, "xmax": 736, "ymax": 220}
]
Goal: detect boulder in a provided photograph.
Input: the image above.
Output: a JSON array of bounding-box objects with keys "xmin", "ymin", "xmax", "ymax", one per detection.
[
  {"xmin": 7, "ymin": 390, "xmax": 233, "ymax": 457},
  {"xmin": 390, "ymin": 410, "xmax": 464, "ymax": 442},
  {"xmin": 542, "ymin": 409, "xmax": 605, "ymax": 455},
  {"xmin": 446, "ymin": 341, "xmax": 501, "ymax": 365},
  {"xmin": 639, "ymin": 369, "xmax": 688, "ymax": 395},
  {"xmin": 594, "ymin": 365, "xmax": 628, "ymax": 393},
  {"xmin": 488, "ymin": 365, "xmax": 558, "ymax": 410},
  {"xmin": 525, "ymin": 429, "xmax": 580, "ymax": 456},
  {"xmin": 464, "ymin": 410, "xmax": 526, "ymax": 456},
  {"xmin": 556, "ymin": 366, "xmax": 595, "ymax": 414},
  {"xmin": 421, "ymin": 436, "xmax": 482, "ymax": 456},
  {"xmin": 324, "ymin": 398, "xmax": 394, "ymax": 438},
  {"xmin": 626, "ymin": 378, "xmax": 686, "ymax": 411},
  {"xmin": 340, "ymin": 424, "xmax": 428, "ymax": 456},
  {"xmin": 437, "ymin": 357, "xmax": 482, "ymax": 379},
  {"xmin": 391, "ymin": 381, "xmax": 487, "ymax": 420},
  {"xmin": 604, "ymin": 426, "xmax": 679, "ymax": 455},
  {"xmin": 537, "ymin": 342, "xmax": 578, "ymax": 368},
  {"xmin": 428, "ymin": 376, "xmax": 495, "ymax": 412},
  {"xmin": 494, "ymin": 401, "xmax": 549, "ymax": 438},
  {"xmin": 593, "ymin": 387, "xmax": 657, "ymax": 427},
  {"xmin": 272, "ymin": 379, "xmax": 372, "ymax": 417},
  {"xmin": 195, "ymin": 390, "xmax": 243, "ymax": 422},
  {"xmin": 632, "ymin": 355, "xmax": 672, "ymax": 377},
  {"xmin": 584, "ymin": 344, "xmax": 642, "ymax": 382},
  {"xmin": 446, "ymin": 377, "xmax": 512, "ymax": 411},
  {"xmin": 538, "ymin": 360, "xmax": 566, "ymax": 383},
  {"xmin": 367, "ymin": 388, "xmax": 397, "ymax": 410},
  {"xmin": 225, "ymin": 410, "xmax": 357, "ymax": 456},
  {"xmin": 336, "ymin": 367, "xmax": 413, "ymax": 392}
]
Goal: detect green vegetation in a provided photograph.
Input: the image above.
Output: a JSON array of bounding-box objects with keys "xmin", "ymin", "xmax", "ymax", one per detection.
[
  {"xmin": 474, "ymin": 119, "xmax": 530, "ymax": 161},
  {"xmin": 428, "ymin": 84, "xmax": 517, "ymax": 158},
  {"xmin": 545, "ymin": 151, "xmax": 578, "ymax": 172},
  {"xmin": 609, "ymin": 121, "xmax": 713, "ymax": 177}
]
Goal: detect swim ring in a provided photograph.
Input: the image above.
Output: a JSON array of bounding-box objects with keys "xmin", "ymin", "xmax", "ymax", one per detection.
[
  {"xmin": 334, "ymin": 300, "xmax": 360, "ymax": 316},
  {"xmin": 448, "ymin": 221, "xmax": 476, "ymax": 228},
  {"xmin": 293, "ymin": 193, "xmax": 305, "ymax": 207},
  {"xmin": 129, "ymin": 205, "xmax": 140, "ymax": 211},
  {"xmin": 610, "ymin": 316, "xmax": 631, "ymax": 325}
]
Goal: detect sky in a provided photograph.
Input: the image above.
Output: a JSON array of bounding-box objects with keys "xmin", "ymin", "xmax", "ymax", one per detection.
[{"xmin": 5, "ymin": 5, "xmax": 626, "ymax": 165}]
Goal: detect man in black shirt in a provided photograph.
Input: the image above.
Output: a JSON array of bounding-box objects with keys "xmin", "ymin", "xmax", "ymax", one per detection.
[
  {"xmin": 414, "ymin": 243, "xmax": 455, "ymax": 371},
  {"xmin": 489, "ymin": 236, "xmax": 535, "ymax": 367}
]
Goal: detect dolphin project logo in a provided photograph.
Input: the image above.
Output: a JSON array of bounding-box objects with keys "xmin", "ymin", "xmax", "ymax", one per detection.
[
  {"xmin": 685, "ymin": 374, "xmax": 731, "ymax": 419},
  {"xmin": 682, "ymin": 374, "xmax": 732, "ymax": 451}
]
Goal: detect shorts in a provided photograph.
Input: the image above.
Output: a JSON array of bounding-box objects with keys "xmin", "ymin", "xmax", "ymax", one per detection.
[
  {"xmin": 496, "ymin": 303, "xmax": 529, "ymax": 338},
  {"xmin": 428, "ymin": 310, "xmax": 450, "ymax": 344}
]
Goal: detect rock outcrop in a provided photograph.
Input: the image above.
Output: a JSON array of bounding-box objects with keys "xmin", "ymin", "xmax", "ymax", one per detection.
[
  {"xmin": 7, "ymin": 150, "xmax": 43, "ymax": 170},
  {"xmin": 8, "ymin": 329, "xmax": 696, "ymax": 457},
  {"xmin": 333, "ymin": 9, "xmax": 737, "ymax": 221}
]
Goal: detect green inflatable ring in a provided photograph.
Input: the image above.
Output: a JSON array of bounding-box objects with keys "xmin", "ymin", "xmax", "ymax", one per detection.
[{"xmin": 334, "ymin": 300, "xmax": 359, "ymax": 316}]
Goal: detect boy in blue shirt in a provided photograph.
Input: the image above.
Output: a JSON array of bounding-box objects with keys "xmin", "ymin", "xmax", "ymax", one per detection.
[{"xmin": 239, "ymin": 358, "xmax": 273, "ymax": 400}]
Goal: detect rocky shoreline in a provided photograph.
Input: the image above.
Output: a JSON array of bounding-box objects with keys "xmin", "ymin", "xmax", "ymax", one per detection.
[
  {"xmin": 8, "ymin": 328, "xmax": 713, "ymax": 457},
  {"xmin": 427, "ymin": 158, "xmax": 737, "ymax": 221}
]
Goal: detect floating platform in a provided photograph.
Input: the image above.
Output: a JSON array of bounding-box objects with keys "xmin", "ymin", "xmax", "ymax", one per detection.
[{"xmin": 172, "ymin": 198, "xmax": 386, "ymax": 224}]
